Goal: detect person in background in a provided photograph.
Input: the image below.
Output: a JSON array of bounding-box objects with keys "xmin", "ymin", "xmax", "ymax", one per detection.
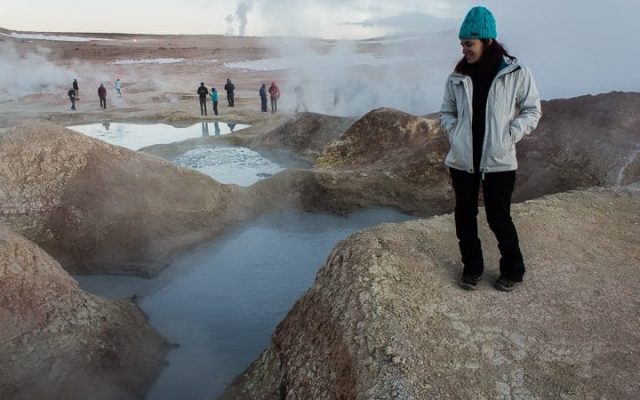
[
  {"xmin": 197, "ymin": 82, "xmax": 209, "ymax": 116},
  {"xmin": 115, "ymin": 78, "xmax": 122, "ymax": 97},
  {"xmin": 259, "ymin": 84, "xmax": 268, "ymax": 112},
  {"xmin": 268, "ymin": 81, "xmax": 280, "ymax": 113},
  {"xmin": 210, "ymin": 87, "xmax": 219, "ymax": 116},
  {"xmin": 440, "ymin": 6, "xmax": 541, "ymax": 292},
  {"xmin": 73, "ymin": 79, "xmax": 79, "ymax": 100},
  {"xmin": 295, "ymin": 84, "xmax": 308, "ymax": 112},
  {"xmin": 224, "ymin": 78, "xmax": 235, "ymax": 107},
  {"xmin": 67, "ymin": 87, "xmax": 76, "ymax": 110},
  {"xmin": 98, "ymin": 83, "xmax": 107, "ymax": 109}
]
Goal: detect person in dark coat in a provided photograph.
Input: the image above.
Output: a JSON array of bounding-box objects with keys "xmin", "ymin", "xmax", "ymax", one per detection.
[
  {"xmin": 224, "ymin": 78, "xmax": 235, "ymax": 107},
  {"xmin": 98, "ymin": 83, "xmax": 107, "ymax": 109},
  {"xmin": 73, "ymin": 79, "xmax": 79, "ymax": 100},
  {"xmin": 197, "ymin": 82, "xmax": 209, "ymax": 116},
  {"xmin": 68, "ymin": 88, "xmax": 76, "ymax": 110},
  {"xmin": 259, "ymin": 84, "xmax": 268, "ymax": 112}
]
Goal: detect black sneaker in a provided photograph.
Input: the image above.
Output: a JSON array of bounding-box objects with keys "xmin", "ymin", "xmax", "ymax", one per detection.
[
  {"xmin": 494, "ymin": 276, "xmax": 520, "ymax": 292},
  {"xmin": 459, "ymin": 274, "xmax": 482, "ymax": 290}
]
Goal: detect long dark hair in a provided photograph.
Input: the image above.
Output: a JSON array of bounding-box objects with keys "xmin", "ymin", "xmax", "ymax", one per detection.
[{"xmin": 455, "ymin": 39, "xmax": 516, "ymax": 76}]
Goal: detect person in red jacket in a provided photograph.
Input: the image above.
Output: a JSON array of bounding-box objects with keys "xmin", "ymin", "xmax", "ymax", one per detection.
[
  {"xmin": 98, "ymin": 83, "xmax": 107, "ymax": 109},
  {"xmin": 268, "ymin": 82, "xmax": 280, "ymax": 113}
]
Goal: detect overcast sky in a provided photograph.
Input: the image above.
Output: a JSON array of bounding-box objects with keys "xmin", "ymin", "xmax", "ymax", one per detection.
[{"xmin": 0, "ymin": 0, "xmax": 631, "ymax": 38}]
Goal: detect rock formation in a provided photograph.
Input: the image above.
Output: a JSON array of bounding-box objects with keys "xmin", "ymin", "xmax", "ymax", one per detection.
[
  {"xmin": 0, "ymin": 120, "xmax": 244, "ymax": 276},
  {"xmin": 220, "ymin": 184, "xmax": 640, "ymax": 399},
  {"xmin": 314, "ymin": 107, "xmax": 452, "ymax": 215},
  {"xmin": 248, "ymin": 112, "xmax": 357, "ymax": 161},
  {"xmin": 0, "ymin": 224, "xmax": 168, "ymax": 400}
]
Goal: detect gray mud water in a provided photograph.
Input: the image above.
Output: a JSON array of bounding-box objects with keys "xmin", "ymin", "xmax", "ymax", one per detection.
[
  {"xmin": 76, "ymin": 208, "xmax": 413, "ymax": 400},
  {"xmin": 172, "ymin": 146, "xmax": 304, "ymax": 186}
]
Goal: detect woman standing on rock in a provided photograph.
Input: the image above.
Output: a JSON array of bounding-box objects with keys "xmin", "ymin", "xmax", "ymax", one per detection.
[{"xmin": 440, "ymin": 6, "xmax": 542, "ymax": 291}]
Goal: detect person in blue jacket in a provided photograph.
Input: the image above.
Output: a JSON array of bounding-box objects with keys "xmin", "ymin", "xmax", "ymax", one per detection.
[
  {"xmin": 440, "ymin": 6, "xmax": 542, "ymax": 292},
  {"xmin": 210, "ymin": 87, "xmax": 219, "ymax": 116}
]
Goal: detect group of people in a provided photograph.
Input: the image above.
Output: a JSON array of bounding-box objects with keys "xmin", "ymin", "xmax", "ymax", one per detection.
[
  {"xmin": 259, "ymin": 82, "xmax": 280, "ymax": 113},
  {"xmin": 196, "ymin": 78, "xmax": 238, "ymax": 116},
  {"xmin": 197, "ymin": 79, "xmax": 284, "ymax": 116},
  {"xmin": 66, "ymin": 78, "xmax": 122, "ymax": 111}
]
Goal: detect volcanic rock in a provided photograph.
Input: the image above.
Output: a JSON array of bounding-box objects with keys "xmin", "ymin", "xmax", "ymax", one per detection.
[
  {"xmin": 248, "ymin": 112, "xmax": 356, "ymax": 160},
  {"xmin": 0, "ymin": 224, "xmax": 168, "ymax": 400}
]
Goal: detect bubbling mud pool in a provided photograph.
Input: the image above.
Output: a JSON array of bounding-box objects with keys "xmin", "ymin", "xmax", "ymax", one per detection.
[{"xmin": 76, "ymin": 208, "xmax": 414, "ymax": 400}]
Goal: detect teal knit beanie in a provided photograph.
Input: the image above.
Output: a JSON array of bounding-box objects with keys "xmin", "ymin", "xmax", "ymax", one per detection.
[{"xmin": 458, "ymin": 6, "xmax": 497, "ymax": 40}]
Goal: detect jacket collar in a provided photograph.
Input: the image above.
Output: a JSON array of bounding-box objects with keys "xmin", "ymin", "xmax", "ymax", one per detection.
[{"xmin": 449, "ymin": 57, "xmax": 521, "ymax": 80}]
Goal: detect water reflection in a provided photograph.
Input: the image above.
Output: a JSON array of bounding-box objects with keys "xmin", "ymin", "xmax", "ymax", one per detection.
[
  {"xmin": 201, "ymin": 121, "xmax": 209, "ymax": 137},
  {"xmin": 214, "ymin": 121, "xmax": 221, "ymax": 136},
  {"xmin": 68, "ymin": 121, "xmax": 250, "ymax": 150}
]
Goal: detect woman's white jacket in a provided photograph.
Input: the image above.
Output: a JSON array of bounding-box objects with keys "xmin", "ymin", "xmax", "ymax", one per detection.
[{"xmin": 440, "ymin": 59, "xmax": 542, "ymax": 173}]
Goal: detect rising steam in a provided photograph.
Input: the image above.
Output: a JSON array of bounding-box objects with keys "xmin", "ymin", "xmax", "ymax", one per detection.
[
  {"xmin": 0, "ymin": 42, "xmax": 77, "ymax": 101},
  {"xmin": 236, "ymin": 1, "xmax": 253, "ymax": 37}
]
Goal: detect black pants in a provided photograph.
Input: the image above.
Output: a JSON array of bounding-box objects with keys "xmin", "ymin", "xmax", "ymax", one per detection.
[
  {"xmin": 260, "ymin": 96, "xmax": 267, "ymax": 112},
  {"xmin": 199, "ymin": 98, "xmax": 207, "ymax": 115},
  {"xmin": 213, "ymin": 101, "xmax": 218, "ymax": 115},
  {"xmin": 227, "ymin": 92, "xmax": 234, "ymax": 107},
  {"xmin": 450, "ymin": 168, "xmax": 525, "ymax": 281},
  {"xmin": 70, "ymin": 98, "xmax": 76, "ymax": 110},
  {"xmin": 99, "ymin": 97, "xmax": 106, "ymax": 109}
]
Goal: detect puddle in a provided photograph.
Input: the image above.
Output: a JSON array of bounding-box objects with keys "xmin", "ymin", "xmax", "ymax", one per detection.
[
  {"xmin": 173, "ymin": 146, "xmax": 285, "ymax": 186},
  {"xmin": 68, "ymin": 121, "xmax": 305, "ymax": 187},
  {"xmin": 68, "ymin": 121, "xmax": 249, "ymax": 150},
  {"xmin": 76, "ymin": 208, "xmax": 413, "ymax": 400}
]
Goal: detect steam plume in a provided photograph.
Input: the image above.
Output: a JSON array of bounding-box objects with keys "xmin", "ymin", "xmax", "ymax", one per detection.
[{"xmin": 236, "ymin": 1, "xmax": 253, "ymax": 37}]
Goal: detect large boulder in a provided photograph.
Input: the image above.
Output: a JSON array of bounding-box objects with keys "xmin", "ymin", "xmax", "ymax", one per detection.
[
  {"xmin": 248, "ymin": 112, "xmax": 357, "ymax": 160},
  {"xmin": 312, "ymin": 108, "xmax": 453, "ymax": 215},
  {"xmin": 0, "ymin": 224, "xmax": 168, "ymax": 400},
  {"xmin": 220, "ymin": 184, "xmax": 640, "ymax": 399},
  {"xmin": 0, "ymin": 120, "xmax": 244, "ymax": 276}
]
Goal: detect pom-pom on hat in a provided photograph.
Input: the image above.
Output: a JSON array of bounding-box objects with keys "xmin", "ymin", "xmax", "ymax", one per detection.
[{"xmin": 458, "ymin": 6, "xmax": 497, "ymax": 40}]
